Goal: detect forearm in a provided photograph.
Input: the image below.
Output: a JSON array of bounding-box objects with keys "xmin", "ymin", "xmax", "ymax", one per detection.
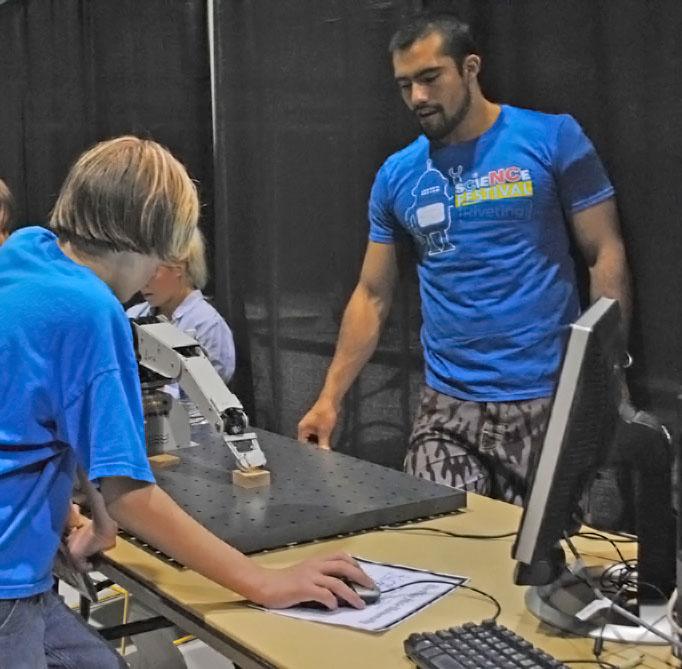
[
  {"xmin": 103, "ymin": 479, "xmax": 263, "ymax": 599},
  {"xmin": 76, "ymin": 467, "xmax": 117, "ymax": 537},
  {"xmin": 588, "ymin": 243, "xmax": 632, "ymax": 338},
  {"xmin": 319, "ymin": 285, "xmax": 390, "ymax": 408}
]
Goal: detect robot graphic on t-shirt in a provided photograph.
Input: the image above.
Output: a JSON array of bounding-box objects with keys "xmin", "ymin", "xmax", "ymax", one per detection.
[{"xmin": 405, "ymin": 161, "xmax": 456, "ymax": 256}]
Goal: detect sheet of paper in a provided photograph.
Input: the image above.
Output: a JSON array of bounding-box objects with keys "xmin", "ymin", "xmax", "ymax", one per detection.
[{"xmin": 257, "ymin": 557, "xmax": 467, "ymax": 632}]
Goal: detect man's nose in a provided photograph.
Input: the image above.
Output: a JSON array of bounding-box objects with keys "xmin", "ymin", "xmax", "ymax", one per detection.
[{"xmin": 411, "ymin": 83, "xmax": 430, "ymax": 107}]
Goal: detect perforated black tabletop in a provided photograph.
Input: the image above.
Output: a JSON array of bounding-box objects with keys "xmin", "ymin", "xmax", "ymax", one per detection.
[{"xmin": 149, "ymin": 428, "xmax": 466, "ymax": 554}]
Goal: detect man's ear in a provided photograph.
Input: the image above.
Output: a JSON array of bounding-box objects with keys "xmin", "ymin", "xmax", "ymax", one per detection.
[{"xmin": 463, "ymin": 54, "xmax": 481, "ymax": 79}]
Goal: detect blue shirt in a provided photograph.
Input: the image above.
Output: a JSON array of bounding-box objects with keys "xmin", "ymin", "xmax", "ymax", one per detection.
[
  {"xmin": 0, "ymin": 227, "xmax": 155, "ymax": 598},
  {"xmin": 369, "ymin": 105, "xmax": 614, "ymax": 401},
  {"xmin": 127, "ymin": 290, "xmax": 236, "ymax": 384}
]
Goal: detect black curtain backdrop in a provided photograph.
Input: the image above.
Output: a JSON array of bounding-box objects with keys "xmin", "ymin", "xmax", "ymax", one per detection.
[
  {"xmin": 212, "ymin": 0, "xmax": 423, "ymax": 467},
  {"xmin": 213, "ymin": 0, "xmax": 682, "ymax": 467},
  {"xmin": 0, "ymin": 0, "xmax": 213, "ymax": 271},
  {"xmin": 1, "ymin": 1, "xmax": 680, "ymax": 467}
]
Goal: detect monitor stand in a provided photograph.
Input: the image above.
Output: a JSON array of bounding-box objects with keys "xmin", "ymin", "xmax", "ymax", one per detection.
[{"xmin": 525, "ymin": 566, "xmax": 672, "ymax": 645}]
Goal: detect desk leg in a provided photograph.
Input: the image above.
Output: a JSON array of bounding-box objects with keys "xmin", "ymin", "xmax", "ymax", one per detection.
[{"xmin": 98, "ymin": 560, "xmax": 276, "ymax": 669}]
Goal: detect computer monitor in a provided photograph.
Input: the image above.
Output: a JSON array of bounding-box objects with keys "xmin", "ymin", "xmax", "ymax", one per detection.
[{"xmin": 512, "ymin": 297, "xmax": 676, "ymax": 644}]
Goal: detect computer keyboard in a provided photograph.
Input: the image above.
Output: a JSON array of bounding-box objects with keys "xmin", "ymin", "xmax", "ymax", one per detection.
[{"xmin": 404, "ymin": 621, "xmax": 569, "ymax": 669}]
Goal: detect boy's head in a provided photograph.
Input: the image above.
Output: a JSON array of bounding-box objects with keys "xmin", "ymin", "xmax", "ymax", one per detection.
[
  {"xmin": 0, "ymin": 178, "xmax": 16, "ymax": 244},
  {"xmin": 50, "ymin": 136, "xmax": 198, "ymax": 262},
  {"xmin": 141, "ymin": 228, "xmax": 208, "ymax": 312}
]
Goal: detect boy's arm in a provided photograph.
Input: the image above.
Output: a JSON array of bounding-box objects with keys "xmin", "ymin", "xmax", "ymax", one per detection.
[
  {"xmin": 100, "ymin": 477, "xmax": 373, "ymax": 609},
  {"xmin": 65, "ymin": 468, "xmax": 119, "ymax": 571}
]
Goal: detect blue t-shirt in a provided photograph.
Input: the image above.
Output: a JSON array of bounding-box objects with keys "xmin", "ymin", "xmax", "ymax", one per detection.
[
  {"xmin": 0, "ymin": 227, "xmax": 155, "ymax": 598},
  {"xmin": 369, "ymin": 105, "xmax": 614, "ymax": 401}
]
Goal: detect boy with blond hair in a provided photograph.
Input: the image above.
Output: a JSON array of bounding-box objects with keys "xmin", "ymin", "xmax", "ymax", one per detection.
[{"xmin": 0, "ymin": 137, "xmax": 371, "ymax": 668}]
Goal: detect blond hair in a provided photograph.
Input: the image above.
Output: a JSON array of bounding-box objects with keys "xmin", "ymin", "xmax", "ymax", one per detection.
[
  {"xmin": 50, "ymin": 136, "xmax": 198, "ymax": 260},
  {"xmin": 177, "ymin": 228, "xmax": 208, "ymax": 290},
  {"xmin": 0, "ymin": 178, "xmax": 15, "ymax": 235}
]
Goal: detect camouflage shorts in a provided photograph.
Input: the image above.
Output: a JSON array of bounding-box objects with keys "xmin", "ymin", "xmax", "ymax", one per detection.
[{"xmin": 404, "ymin": 386, "xmax": 552, "ymax": 506}]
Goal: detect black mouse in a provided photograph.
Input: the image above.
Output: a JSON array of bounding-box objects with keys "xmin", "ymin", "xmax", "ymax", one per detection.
[{"xmin": 297, "ymin": 578, "xmax": 381, "ymax": 609}]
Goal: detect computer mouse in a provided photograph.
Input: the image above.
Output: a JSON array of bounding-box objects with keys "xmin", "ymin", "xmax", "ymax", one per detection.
[
  {"xmin": 342, "ymin": 578, "xmax": 381, "ymax": 605},
  {"xmin": 297, "ymin": 578, "xmax": 381, "ymax": 609}
]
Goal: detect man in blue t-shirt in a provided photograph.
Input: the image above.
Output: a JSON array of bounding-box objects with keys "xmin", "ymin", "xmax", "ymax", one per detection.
[
  {"xmin": 0, "ymin": 137, "xmax": 372, "ymax": 667},
  {"xmin": 298, "ymin": 13, "xmax": 631, "ymax": 506}
]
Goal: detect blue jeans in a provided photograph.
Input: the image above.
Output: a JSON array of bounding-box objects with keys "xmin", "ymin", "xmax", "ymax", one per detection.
[{"xmin": 0, "ymin": 590, "xmax": 126, "ymax": 668}]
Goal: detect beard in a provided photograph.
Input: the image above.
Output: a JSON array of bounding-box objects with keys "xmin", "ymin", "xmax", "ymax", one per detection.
[{"xmin": 416, "ymin": 84, "xmax": 472, "ymax": 142}]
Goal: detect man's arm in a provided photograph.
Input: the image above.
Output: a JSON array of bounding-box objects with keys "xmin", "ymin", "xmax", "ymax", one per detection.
[
  {"xmin": 100, "ymin": 477, "xmax": 373, "ymax": 609},
  {"xmin": 297, "ymin": 241, "xmax": 399, "ymax": 448},
  {"xmin": 569, "ymin": 197, "xmax": 632, "ymax": 336}
]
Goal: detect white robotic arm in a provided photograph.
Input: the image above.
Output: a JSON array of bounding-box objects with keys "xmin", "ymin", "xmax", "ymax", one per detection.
[{"xmin": 132, "ymin": 319, "xmax": 266, "ymax": 472}]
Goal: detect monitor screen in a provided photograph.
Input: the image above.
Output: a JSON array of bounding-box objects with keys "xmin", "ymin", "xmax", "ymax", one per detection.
[
  {"xmin": 512, "ymin": 297, "xmax": 676, "ymax": 643},
  {"xmin": 513, "ymin": 297, "xmax": 624, "ymax": 583}
]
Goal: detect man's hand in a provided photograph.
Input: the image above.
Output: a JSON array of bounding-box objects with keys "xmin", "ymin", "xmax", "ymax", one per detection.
[
  {"xmin": 297, "ymin": 398, "xmax": 338, "ymax": 449},
  {"xmin": 247, "ymin": 552, "xmax": 375, "ymax": 609},
  {"xmin": 65, "ymin": 504, "xmax": 118, "ymax": 572}
]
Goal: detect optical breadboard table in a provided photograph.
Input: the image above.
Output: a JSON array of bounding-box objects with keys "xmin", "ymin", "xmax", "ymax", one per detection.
[{"xmin": 138, "ymin": 428, "xmax": 466, "ymax": 556}]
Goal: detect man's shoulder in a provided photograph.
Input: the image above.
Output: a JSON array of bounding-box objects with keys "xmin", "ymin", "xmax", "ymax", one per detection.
[
  {"xmin": 503, "ymin": 104, "xmax": 575, "ymax": 136},
  {"xmin": 381, "ymin": 135, "xmax": 429, "ymax": 173}
]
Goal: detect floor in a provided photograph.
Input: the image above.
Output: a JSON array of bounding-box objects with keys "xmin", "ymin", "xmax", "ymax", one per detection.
[{"xmin": 60, "ymin": 578, "xmax": 235, "ymax": 668}]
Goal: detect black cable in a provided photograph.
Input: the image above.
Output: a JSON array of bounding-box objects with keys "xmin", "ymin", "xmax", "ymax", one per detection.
[
  {"xmin": 592, "ymin": 583, "xmax": 625, "ymax": 669},
  {"xmin": 380, "ymin": 578, "xmax": 462, "ymax": 596},
  {"xmin": 576, "ymin": 531, "xmax": 635, "ymax": 545},
  {"xmin": 558, "ymin": 543, "xmax": 622, "ymax": 666},
  {"xmin": 599, "ymin": 561, "xmax": 637, "ymax": 595},
  {"xmin": 458, "ymin": 583, "xmax": 502, "ymax": 622},
  {"xmin": 379, "ymin": 578, "xmax": 502, "ymax": 622},
  {"xmin": 595, "ymin": 561, "xmax": 671, "ymax": 608},
  {"xmin": 562, "ymin": 539, "xmax": 677, "ymax": 656},
  {"xmin": 576, "ymin": 532, "xmax": 629, "ymax": 563},
  {"xmin": 561, "ymin": 661, "xmax": 618, "ymax": 669},
  {"xmin": 632, "ymin": 579, "xmax": 673, "ymax": 604},
  {"xmin": 378, "ymin": 525, "xmax": 517, "ymax": 540}
]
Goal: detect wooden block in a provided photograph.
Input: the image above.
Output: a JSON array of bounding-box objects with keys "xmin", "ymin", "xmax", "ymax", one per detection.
[
  {"xmin": 148, "ymin": 453, "xmax": 181, "ymax": 469},
  {"xmin": 232, "ymin": 468, "xmax": 271, "ymax": 488}
]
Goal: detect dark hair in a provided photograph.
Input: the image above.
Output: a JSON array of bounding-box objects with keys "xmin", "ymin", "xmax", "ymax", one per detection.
[
  {"xmin": 0, "ymin": 178, "xmax": 15, "ymax": 234},
  {"xmin": 389, "ymin": 12, "xmax": 479, "ymax": 73}
]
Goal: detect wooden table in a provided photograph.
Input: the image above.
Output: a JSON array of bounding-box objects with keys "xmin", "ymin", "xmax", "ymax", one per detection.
[{"xmin": 100, "ymin": 494, "xmax": 679, "ymax": 668}]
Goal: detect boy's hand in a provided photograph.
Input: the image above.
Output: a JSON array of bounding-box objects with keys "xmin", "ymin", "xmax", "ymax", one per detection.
[
  {"xmin": 248, "ymin": 552, "xmax": 375, "ymax": 609},
  {"xmin": 65, "ymin": 504, "xmax": 118, "ymax": 572}
]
